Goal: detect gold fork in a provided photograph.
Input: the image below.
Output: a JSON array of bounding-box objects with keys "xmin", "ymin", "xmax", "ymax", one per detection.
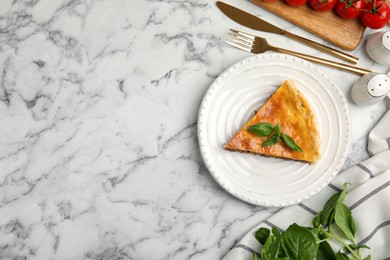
[{"xmin": 226, "ymin": 29, "xmax": 371, "ymax": 76}]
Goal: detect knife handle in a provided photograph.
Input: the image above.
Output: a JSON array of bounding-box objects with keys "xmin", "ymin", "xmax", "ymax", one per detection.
[
  {"xmin": 272, "ymin": 47, "xmax": 371, "ymax": 76},
  {"xmin": 282, "ymin": 30, "xmax": 359, "ymax": 65}
]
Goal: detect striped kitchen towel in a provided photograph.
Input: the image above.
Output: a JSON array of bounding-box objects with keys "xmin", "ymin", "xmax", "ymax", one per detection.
[{"xmin": 223, "ymin": 109, "xmax": 390, "ymax": 260}]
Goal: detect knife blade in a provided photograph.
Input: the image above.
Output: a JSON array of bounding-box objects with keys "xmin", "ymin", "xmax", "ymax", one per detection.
[
  {"xmin": 216, "ymin": 1, "xmax": 359, "ymax": 64},
  {"xmin": 216, "ymin": 1, "xmax": 284, "ymax": 34}
]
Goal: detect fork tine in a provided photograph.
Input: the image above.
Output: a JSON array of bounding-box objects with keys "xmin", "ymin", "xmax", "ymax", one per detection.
[
  {"xmin": 227, "ymin": 29, "xmax": 257, "ymax": 52},
  {"xmin": 225, "ymin": 39, "xmax": 252, "ymax": 53},
  {"xmin": 226, "ymin": 35, "xmax": 253, "ymax": 48},
  {"xmin": 229, "ymin": 29, "xmax": 256, "ymax": 40},
  {"xmin": 228, "ymin": 32, "xmax": 253, "ymax": 45}
]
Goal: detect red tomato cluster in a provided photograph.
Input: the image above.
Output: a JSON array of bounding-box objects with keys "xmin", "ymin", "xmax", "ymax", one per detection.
[{"xmin": 280, "ymin": 0, "xmax": 390, "ymax": 29}]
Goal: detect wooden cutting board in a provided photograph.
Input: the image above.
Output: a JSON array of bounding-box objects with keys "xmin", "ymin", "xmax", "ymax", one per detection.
[{"xmin": 250, "ymin": 0, "xmax": 366, "ymax": 50}]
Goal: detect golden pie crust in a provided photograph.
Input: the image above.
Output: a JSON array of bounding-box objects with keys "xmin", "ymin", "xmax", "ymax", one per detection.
[{"xmin": 225, "ymin": 80, "xmax": 320, "ymax": 163}]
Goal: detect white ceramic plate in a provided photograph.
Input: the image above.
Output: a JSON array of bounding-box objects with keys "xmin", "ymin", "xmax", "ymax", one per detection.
[{"xmin": 198, "ymin": 54, "xmax": 351, "ymax": 207}]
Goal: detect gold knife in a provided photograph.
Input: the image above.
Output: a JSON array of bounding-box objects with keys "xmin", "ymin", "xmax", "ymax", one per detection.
[{"xmin": 216, "ymin": 1, "xmax": 359, "ymax": 64}]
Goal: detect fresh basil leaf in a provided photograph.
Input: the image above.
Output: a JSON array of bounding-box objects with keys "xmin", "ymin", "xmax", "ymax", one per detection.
[
  {"xmin": 335, "ymin": 203, "xmax": 356, "ymax": 242},
  {"xmin": 248, "ymin": 123, "xmax": 275, "ymax": 136},
  {"xmin": 317, "ymin": 240, "xmax": 336, "ymax": 260},
  {"xmin": 262, "ymin": 134, "xmax": 280, "ymax": 147},
  {"xmin": 315, "ymin": 211, "xmax": 327, "ymax": 228},
  {"xmin": 255, "ymin": 227, "xmax": 270, "ymax": 245},
  {"xmin": 275, "ymin": 123, "xmax": 281, "ymax": 136},
  {"xmin": 281, "ymin": 133, "xmax": 303, "ymax": 152},
  {"xmin": 338, "ymin": 183, "xmax": 349, "ymax": 204},
  {"xmin": 308, "ymin": 228, "xmax": 320, "ymax": 256},
  {"xmin": 363, "ymin": 255, "xmax": 371, "ymax": 260},
  {"xmin": 261, "ymin": 229, "xmax": 283, "ymax": 260},
  {"xmin": 281, "ymin": 223, "xmax": 317, "ymax": 260},
  {"xmin": 307, "ymin": 227, "xmax": 320, "ymax": 241},
  {"xmin": 312, "ymin": 214, "xmax": 321, "ymax": 228},
  {"xmin": 252, "ymin": 252, "xmax": 260, "ymax": 260},
  {"xmin": 318, "ymin": 184, "xmax": 348, "ymax": 227},
  {"xmin": 318, "ymin": 195, "xmax": 338, "ymax": 227},
  {"xmin": 272, "ymin": 226, "xmax": 282, "ymax": 236},
  {"xmin": 335, "ymin": 252, "xmax": 349, "ymax": 260}
]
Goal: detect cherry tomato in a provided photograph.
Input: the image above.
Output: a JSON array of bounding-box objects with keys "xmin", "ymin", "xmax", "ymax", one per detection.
[
  {"xmin": 361, "ymin": 0, "xmax": 390, "ymax": 29},
  {"xmin": 335, "ymin": 0, "xmax": 365, "ymax": 19},
  {"xmin": 285, "ymin": 0, "xmax": 308, "ymax": 6},
  {"xmin": 309, "ymin": 0, "xmax": 337, "ymax": 11}
]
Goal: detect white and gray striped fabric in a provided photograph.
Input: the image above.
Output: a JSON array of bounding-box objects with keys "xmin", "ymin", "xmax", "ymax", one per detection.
[{"xmin": 223, "ymin": 109, "xmax": 390, "ymax": 260}]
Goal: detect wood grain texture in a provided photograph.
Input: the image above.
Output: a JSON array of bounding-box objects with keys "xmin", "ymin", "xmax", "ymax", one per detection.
[
  {"xmin": 250, "ymin": 0, "xmax": 366, "ymax": 50},
  {"xmin": 387, "ymin": 0, "xmax": 390, "ymax": 24}
]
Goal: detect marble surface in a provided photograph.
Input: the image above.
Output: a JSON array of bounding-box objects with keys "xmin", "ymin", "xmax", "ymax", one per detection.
[{"xmin": 0, "ymin": 0, "xmax": 388, "ymax": 259}]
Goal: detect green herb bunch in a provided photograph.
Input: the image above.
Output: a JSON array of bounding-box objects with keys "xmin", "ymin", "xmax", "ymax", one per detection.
[
  {"xmin": 248, "ymin": 122, "xmax": 302, "ymax": 152},
  {"xmin": 253, "ymin": 183, "xmax": 370, "ymax": 260}
]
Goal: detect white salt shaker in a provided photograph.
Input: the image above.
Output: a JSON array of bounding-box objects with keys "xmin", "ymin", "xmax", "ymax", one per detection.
[
  {"xmin": 351, "ymin": 72, "xmax": 390, "ymax": 106},
  {"xmin": 366, "ymin": 30, "xmax": 390, "ymax": 65}
]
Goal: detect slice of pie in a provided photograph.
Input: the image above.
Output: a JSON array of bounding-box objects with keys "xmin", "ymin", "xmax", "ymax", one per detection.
[{"xmin": 225, "ymin": 80, "xmax": 320, "ymax": 163}]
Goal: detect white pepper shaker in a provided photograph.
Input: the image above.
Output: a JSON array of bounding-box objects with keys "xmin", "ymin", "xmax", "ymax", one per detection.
[
  {"xmin": 351, "ymin": 72, "xmax": 390, "ymax": 106},
  {"xmin": 366, "ymin": 30, "xmax": 390, "ymax": 65}
]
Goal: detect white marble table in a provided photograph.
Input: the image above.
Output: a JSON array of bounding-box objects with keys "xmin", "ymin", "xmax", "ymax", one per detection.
[{"xmin": 0, "ymin": 0, "xmax": 388, "ymax": 259}]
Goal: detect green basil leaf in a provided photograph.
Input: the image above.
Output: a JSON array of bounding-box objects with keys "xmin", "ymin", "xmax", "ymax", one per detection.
[
  {"xmin": 261, "ymin": 229, "xmax": 283, "ymax": 260},
  {"xmin": 312, "ymin": 214, "xmax": 321, "ymax": 228},
  {"xmin": 318, "ymin": 184, "xmax": 348, "ymax": 227},
  {"xmin": 308, "ymin": 227, "xmax": 320, "ymax": 242},
  {"xmin": 248, "ymin": 123, "xmax": 275, "ymax": 136},
  {"xmin": 281, "ymin": 133, "xmax": 303, "ymax": 152},
  {"xmin": 308, "ymin": 228, "xmax": 320, "ymax": 256},
  {"xmin": 272, "ymin": 226, "xmax": 282, "ymax": 236},
  {"xmin": 328, "ymin": 210, "xmax": 336, "ymax": 232},
  {"xmin": 275, "ymin": 123, "xmax": 281, "ymax": 136},
  {"xmin": 255, "ymin": 227, "xmax": 270, "ymax": 245},
  {"xmin": 335, "ymin": 203, "xmax": 356, "ymax": 242},
  {"xmin": 317, "ymin": 240, "xmax": 336, "ymax": 260},
  {"xmin": 335, "ymin": 252, "xmax": 349, "ymax": 260},
  {"xmin": 363, "ymin": 255, "xmax": 371, "ymax": 260},
  {"xmin": 252, "ymin": 252, "xmax": 260, "ymax": 260},
  {"xmin": 338, "ymin": 183, "xmax": 349, "ymax": 204},
  {"xmin": 281, "ymin": 223, "xmax": 317, "ymax": 260},
  {"xmin": 318, "ymin": 194, "xmax": 338, "ymax": 227},
  {"xmin": 262, "ymin": 134, "xmax": 280, "ymax": 147}
]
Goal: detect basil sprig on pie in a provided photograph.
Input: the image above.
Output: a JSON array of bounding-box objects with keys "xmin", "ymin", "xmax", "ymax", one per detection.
[{"xmin": 248, "ymin": 123, "xmax": 303, "ymax": 152}]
